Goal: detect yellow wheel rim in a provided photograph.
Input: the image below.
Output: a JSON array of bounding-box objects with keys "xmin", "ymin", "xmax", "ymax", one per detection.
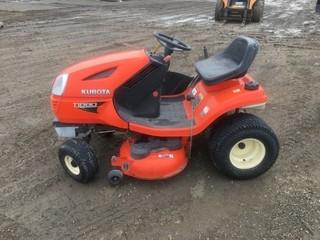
[
  {"xmin": 229, "ymin": 138, "xmax": 266, "ymax": 170},
  {"xmin": 64, "ymin": 155, "xmax": 80, "ymax": 175}
]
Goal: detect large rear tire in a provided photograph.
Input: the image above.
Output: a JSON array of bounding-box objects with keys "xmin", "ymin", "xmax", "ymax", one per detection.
[
  {"xmin": 214, "ymin": 0, "xmax": 224, "ymax": 21},
  {"xmin": 209, "ymin": 113, "xmax": 279, "ymax": 180},
  {"xmin": 58, "ymin": 139, "xmax": 98, "ymax": 183},
  {"xmin": 252, "ymin": 0, "xmax": 265, "ymax": 22}
]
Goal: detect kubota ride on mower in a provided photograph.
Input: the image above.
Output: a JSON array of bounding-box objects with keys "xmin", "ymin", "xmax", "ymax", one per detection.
[
  {"xmin": 215, "ymin": 0, "xmax": 265, "ymax": 25},
  {"xmin": 51, "ymin": 33, "xmax": 279, "ymax": 185}
]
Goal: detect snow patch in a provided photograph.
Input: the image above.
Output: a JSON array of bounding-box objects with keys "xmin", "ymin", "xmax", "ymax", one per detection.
[{"xmin": 154, "ymin": 14, "xmax": 211, "ymax": 26}]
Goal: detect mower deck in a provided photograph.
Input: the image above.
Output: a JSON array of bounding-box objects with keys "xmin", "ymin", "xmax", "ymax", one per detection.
[{"xmin": 117, "ymin": 97, "xmax": 193, "ymax": 129}]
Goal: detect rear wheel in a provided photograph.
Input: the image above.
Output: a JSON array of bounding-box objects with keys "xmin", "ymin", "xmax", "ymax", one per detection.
[
  {"xmin": 59, "ymin": 139, "xmax": 98, "ymax": 183},
  {"xmin": 252, "ymin": 0, "xmax": 264, "ymax": 22},
  {"xmin": 214, "ymin": 0, "xmax": 224, "ymax": 21},
  {"xmin": 209, "ymin": 113, "xmax": 279, "ymax": 179}
]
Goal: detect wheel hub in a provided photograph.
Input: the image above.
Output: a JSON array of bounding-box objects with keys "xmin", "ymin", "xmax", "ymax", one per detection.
[
  {"xmin": 229, "ymin": 138, "xmax": 266, "ymax": 169},
  {"xmin": 64, "ymin": 155, "xmax": 80, "ymax": 175}
]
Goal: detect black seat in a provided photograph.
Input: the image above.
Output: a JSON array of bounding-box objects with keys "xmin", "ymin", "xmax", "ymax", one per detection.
[{"xmin": 195, "ymin": 36, "xmax": 259, "ymax": 85}]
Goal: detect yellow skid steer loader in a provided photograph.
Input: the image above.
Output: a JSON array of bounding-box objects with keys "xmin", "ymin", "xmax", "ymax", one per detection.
[{"xmin": 215, "ymin": 0, "xmax": 264, "ymax": 25}]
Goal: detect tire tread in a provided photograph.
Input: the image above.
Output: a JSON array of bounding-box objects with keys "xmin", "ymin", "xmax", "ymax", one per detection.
[
  {"xmin": 209, "ymin": 113, "xmax": 279, "ymax": 179},
  {"xmin": 59, "ymin": 139, "xmax": 98, "ymax": 183}
]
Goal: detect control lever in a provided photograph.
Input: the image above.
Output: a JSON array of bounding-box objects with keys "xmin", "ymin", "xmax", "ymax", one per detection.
[
  {"xmin": 203, "ymin": 46, "xmax": 209, "ymax": 59},
  {"xmin": 186, "ymin": 93, "xmax": 195, "ymax": 101}
]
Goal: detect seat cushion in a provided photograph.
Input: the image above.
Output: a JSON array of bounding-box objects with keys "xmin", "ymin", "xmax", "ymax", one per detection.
[
  {"xmin": 195, "ymin": 54, "xmax": 240, "ymax": 84},
  {"xmin": 195, "ymin": 36, "xmax": 259, "ymax": 85}
]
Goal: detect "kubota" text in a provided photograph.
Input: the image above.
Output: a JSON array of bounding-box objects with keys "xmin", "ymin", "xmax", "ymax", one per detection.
[{"xmin": 81, "ymin": 89, "xmax": 111, "ymax": 95}]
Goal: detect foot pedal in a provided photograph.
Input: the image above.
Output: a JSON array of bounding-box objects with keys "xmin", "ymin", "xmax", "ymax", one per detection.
[{"xmin": 131, "ymin": 138, "xmax": 182, "ymax": 159}]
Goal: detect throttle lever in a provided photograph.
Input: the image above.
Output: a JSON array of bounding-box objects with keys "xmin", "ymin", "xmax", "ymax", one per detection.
[{"xmin": 203, "ymin": 46, "xmax": 209, "ymax": 59}]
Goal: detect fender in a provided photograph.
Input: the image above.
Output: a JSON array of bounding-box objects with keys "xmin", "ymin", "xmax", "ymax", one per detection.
[{"xmin": 192, "ymin": 75, "xmax": 267, "ymax": 135}]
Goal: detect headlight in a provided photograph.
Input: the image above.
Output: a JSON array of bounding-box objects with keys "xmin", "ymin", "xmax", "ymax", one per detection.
[{"xmin": 52, "ymin": 73, "xmax": 68, "ymax": 96}]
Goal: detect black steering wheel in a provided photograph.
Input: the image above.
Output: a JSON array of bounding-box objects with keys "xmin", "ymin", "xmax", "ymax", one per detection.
[{"xmin": 153, "ymin": 32, "xmax": 192, "ymax": 54}]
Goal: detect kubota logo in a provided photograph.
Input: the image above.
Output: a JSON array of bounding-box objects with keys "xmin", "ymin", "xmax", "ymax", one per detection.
[{"xmin": 81, "ymin": 89, "xmax": 111, "ymax": 95}]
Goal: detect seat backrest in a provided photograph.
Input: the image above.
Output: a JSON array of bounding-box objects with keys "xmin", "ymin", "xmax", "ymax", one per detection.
[{"xmin": 223, "ymin": 36, "xmax": 259, "ymax": 72}]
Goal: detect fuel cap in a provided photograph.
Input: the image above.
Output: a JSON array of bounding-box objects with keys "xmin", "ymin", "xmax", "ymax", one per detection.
[{"xmin": 245, "ymin": 81, "xmax": 259, "ymax": 90}]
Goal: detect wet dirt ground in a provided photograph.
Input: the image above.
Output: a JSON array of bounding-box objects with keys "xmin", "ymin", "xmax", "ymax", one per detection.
[{"xmin": 0, "ymin": 0, "xmax": 320, "ymax": 239}]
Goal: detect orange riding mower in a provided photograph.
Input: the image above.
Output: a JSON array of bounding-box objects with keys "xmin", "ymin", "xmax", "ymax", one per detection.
[{"xmin": 50, "ymin": 33, "xmax": 279, "ymax": 185}]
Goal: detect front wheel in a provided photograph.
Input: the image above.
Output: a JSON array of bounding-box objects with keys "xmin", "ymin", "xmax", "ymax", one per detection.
[
  {"xmin": 209, "ymin": 113, "xmax": 279, "ymax": 179},
  {"xmin": 58, "ymin": 139, "xmax": 98, "ymax": 183},
  {"xmin": 252, "ymin": 0, "xmax": 265, "ymax": 22},
  {"xmin": 214, "ymin": 0, "xmax": 224, "ymax": 21}
]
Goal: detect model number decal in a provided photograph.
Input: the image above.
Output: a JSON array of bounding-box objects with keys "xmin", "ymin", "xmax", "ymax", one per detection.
[
  {"xmin": 73, "ymin": 102, "xmax": 104, "ymax": 113},
  {"xmin": 81, "ymin": 89, "xmax": 111, "ymax": 95},
  {"xmin": 74, "ymin": 102, "xmax": 98, "ymax": 109}
]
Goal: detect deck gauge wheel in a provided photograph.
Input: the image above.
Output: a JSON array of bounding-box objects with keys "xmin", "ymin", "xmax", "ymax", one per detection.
[{"xmin": 107, "ymin": 169, "xmax": 123, "ymax": 186}]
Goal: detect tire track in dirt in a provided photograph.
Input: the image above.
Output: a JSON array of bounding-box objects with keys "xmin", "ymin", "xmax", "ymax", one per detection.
[{"xmin": 0, "ymin": 213, "xmax": 38, "ymax": 240}]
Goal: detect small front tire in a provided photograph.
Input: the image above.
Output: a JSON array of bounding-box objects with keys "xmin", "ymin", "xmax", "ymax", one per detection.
[
  {"xmin": 209, "ymin": 113, "xmax": 279, "ymax": 179},
  {"xmin": 58, "ymin": 139, "xmax": 98, "ymax": 183}
]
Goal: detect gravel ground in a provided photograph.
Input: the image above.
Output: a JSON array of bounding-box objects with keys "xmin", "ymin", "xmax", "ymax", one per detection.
[{"xmin": 0, "ymin": 0, "xmax": 319, "ymax": 239}]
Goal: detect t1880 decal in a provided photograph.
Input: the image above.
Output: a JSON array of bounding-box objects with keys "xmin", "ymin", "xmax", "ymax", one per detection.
[{"xmin": 73, "ymin": 102, "xmax": 104, "ymax": 113}]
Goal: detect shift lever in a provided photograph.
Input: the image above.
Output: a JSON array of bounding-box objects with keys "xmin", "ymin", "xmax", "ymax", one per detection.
[{"xmin": 203, "ymin": 46, "xmax": 209, "ymax": 59}]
